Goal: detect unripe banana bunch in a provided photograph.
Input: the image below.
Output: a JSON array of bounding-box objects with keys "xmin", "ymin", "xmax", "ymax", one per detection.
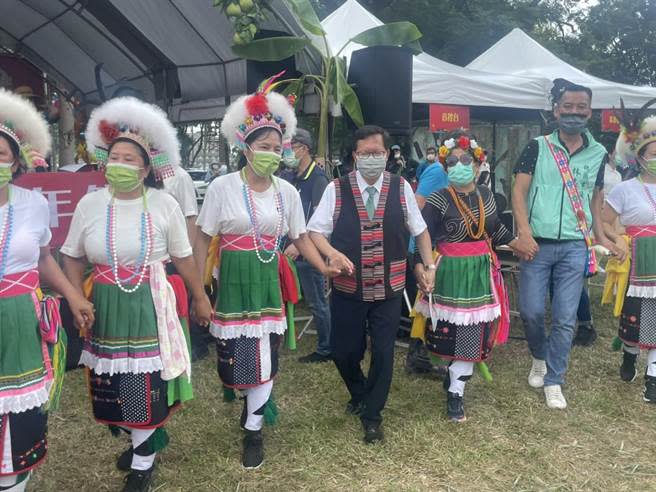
[{"xmin": 214, "ymin": 0, "xmax": 264, "ymax": 45}]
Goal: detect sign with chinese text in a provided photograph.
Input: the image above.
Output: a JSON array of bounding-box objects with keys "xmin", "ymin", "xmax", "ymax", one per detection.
[
  {"xmin": 601, "ymin": 109, "xmax": 621, "ymax": 133},
  {"xmin": 429, "ymin": 104, "xmax": 470, "ymax": 132},
  {"xmin": 14, "ymin": 172, "xmax": 107, "ymax": 247}
]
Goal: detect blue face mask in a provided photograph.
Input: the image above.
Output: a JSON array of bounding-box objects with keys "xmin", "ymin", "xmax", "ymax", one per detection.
[{"xmin": 447, "ymin": 163, "xmax": 474, "ymax": 186}]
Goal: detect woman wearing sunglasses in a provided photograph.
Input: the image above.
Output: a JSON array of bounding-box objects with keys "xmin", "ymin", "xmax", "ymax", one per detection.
[{"xmin": 413, "ymin": 131, "xmax": 519, "ymax": 422}]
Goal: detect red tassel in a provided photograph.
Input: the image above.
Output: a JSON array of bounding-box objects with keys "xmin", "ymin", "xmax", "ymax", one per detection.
[
  {"xmin": 99, "ymin": 120, "xmax": 120, "ymax": 144},
  {"xmin": 246, "ymin": 94, "xmax": 269, "ymax": 116}
]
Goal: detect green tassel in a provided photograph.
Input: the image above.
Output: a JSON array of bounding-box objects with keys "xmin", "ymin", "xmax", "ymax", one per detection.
[
  {"xmin": 477, "ymin": 362, "xmax": 493, "ymax": 383},
  {"xmin": 108, "ymin": 424, "xmax": 122, "ymax": 437},
  {"xmin": 286, "ymin": 301, "xmax": 296, "ymax": 350},
  {"xmin": 146, "ymin": 427, "xmax": 170, "ymax": 454},
  {"xmin": 223, "ymin": 386, "xmax": 236, "ymax": 402},
  {"xmin": 612, "ymin": 336, "xmax": 623, "ymax": 352},
  {"xmin": 45, "ymin": 329, "xmax": 68, "ymax": 412},
  {"xmin": 263, "ymin": 396, "xmax": 279, "ymax": 426}
]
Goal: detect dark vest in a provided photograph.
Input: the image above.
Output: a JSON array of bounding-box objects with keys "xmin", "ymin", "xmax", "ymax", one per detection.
[{"xmin": 330, "ymin": 171, "xmax": 409, "ymax": 301}]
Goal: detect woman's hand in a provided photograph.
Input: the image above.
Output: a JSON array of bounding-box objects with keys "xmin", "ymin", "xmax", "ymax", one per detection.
[
  {"xmin": 284, "ymin": 244, "xmax": 300, "ymax": 261},
  {"xmin": 414, "ymin": 264, "xmax": 434, "ymax": 295},
  {"xmin": 191, "ymin": 294, "xmax": 213, "ymax": 327},
  {"xmin": 67, "ymin": 293, "xmax": 95, "ymax": 332}
]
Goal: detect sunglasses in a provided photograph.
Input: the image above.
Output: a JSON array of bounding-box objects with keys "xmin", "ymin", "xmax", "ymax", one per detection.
[{"xmin": 445, "ymin": 154, "xmax": 474, "ymax": 167}]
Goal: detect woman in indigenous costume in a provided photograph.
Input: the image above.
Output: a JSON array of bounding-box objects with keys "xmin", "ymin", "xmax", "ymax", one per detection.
[
  {"xmin": 413, "ymin": 131, "xmax": 518, "ymax": 422},
  {"xmin": 602, "ymin": 105, "xmax": 656, "ymax": 402},
  {"xmin": 195, "ymin": 78, "xmax": 342, "ymax": 470},
  {"xmin": 61, "ymin": 97, "xmax": 212, "ymax": 492},
  {"xmin": 0, "ymin": 88, "xmax": 94, "ymax": 492}
]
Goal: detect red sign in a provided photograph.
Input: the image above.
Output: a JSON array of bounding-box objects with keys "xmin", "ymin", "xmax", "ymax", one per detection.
[
  {"xmin": 14, "ymin": 172, "xmax": 107, "ymax": 247},
  {"xmin": 601, "ymin": 109, "xmax": 621, "ymax": 133},
  {"xmin": 429, "ymin": 104, "xmax": 470, "ymax": 132}
]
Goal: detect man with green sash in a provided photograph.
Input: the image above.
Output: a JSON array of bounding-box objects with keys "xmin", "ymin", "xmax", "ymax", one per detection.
[{"xmin": 512, "ymin": 79, "xmax": 619, "ymax": 409}]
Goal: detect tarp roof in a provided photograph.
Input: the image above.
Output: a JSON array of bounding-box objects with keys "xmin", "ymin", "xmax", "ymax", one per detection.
[
  {"xmin": 0, "ymin": 0, "xmax": 321, "ymax": 121},
  {"xmin": 321, "ymin": 0, "xmax": 549, "ymax": 110},
  {"xmin": 467, "ymin": 28, "xmax": 656, "ymax": 109}
]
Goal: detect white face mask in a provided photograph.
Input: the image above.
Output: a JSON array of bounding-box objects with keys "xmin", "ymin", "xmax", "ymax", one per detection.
[{"xmin": 357, "ymin": 155, "xmax": 386, "ymax": 180}]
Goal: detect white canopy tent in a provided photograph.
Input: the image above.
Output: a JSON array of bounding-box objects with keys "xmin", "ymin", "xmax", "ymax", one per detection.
[
  {"xmin": 321, "ymin": 0, "xmax": 548, "ymax": 110},
  {"xmin": 467, "ymin": 28, "xmax": 656, "ymax": 109}
]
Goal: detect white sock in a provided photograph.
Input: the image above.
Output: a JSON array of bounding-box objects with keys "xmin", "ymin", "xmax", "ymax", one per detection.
[
  {"xmin": 242, "ymin": 380, "xmax": 273, "ymax": 431},
  {"xmin": 129, "ymin": 428, "xmax": 156, "ymax": 471},
  {"xmin": 0, "ymin": 474, "xmax": 27, "ymax": 492},
  {"xmin": 647, "ymin": 349, "xmax": 656, "ymax": 377},
  {"xmin": 624, "ymin": 343, "xmax": 640, "ymax": 355},
  {"xmin": 448, "ymin": 360, "xmax": 474, "ymax": 397}
]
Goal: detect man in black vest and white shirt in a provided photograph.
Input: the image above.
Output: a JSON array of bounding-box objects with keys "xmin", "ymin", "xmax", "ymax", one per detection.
[{"xmin": 308, "ymin": 126, "xmax": 434, "ymax": 443}]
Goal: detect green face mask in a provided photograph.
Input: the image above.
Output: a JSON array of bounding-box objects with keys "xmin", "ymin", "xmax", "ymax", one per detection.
[
  {"xmin": 248, "ymin": 148, "xmax": 281, "ymax": 177},
  {"xmin": 105, "ymin": 163, "xmax": 143, "ymax": 192},
  {"xmin": 642, "ymin": 158, "xmax": 656, "ymax": 175},
  {"xmin": 0, "ymin": 162, "xmax": 13, "ymax": 188}
]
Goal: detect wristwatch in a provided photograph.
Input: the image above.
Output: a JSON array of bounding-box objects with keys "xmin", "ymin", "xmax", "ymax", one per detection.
[{"xmin": 424, "ymin": 264, "xmax": 436, "ymax": 271}]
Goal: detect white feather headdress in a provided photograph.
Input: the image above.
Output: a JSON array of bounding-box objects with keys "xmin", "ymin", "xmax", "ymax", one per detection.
[
  {"xmin": 86, "ymin": 97, "xmax": 180, "ymax": 180},
  {"xmin": 0, "ymin": 88, "xmax": 51, "ymax": 167},
  {"xmin": 220, "ymin": 72, "xmax": 297, "ymax": 156}
]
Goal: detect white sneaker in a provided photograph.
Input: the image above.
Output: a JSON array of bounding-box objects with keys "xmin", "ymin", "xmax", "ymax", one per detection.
[
  {"xmin": 544, "ymin": 384, "xmax": 567, "ymax": 409},
  {"xmin": 528, "ymin": 357, "xmax": 547, "ymax": 388}
]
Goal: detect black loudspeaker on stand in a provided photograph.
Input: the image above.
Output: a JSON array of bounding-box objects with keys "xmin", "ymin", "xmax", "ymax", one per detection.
[{"xmin": 347, "ymin": 46, "xmax": 413, "ymax": 135}]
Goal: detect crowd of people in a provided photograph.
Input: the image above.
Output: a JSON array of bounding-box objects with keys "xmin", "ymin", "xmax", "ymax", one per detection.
[{"xmin": 0, "ymin": 73, "xmax": 655, "ymax": 492}]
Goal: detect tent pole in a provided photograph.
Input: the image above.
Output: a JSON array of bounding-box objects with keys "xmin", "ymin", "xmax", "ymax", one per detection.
[{"xmin": 491, "ymin": 120, "xmax": 497, "ymax": 194}]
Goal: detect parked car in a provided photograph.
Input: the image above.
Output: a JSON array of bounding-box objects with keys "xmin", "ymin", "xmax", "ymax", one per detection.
[{"xmin": 188, "ymin": 169, "xmax": 208, "ymax": 203}]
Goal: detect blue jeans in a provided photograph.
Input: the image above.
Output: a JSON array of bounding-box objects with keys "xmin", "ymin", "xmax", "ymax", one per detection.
[
  {"xmin": 519, "ymin": 241, "xmax": 587, "ymax": 386},
  {"xmin": 296, "ymin": 260, "xmax": 332, "ymax": 356},
  {"xmin": 549, "ymin": 282, "xmax": 592, "ymax": 324}
]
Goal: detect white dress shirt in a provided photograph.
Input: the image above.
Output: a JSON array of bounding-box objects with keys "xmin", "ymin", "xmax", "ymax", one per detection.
[{"xmin": 307, "ymin": 171, "xmax": 427, "ymax": 237}]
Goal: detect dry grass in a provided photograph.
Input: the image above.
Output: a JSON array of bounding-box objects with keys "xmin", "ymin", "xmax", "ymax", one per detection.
[{"xmin": 32, "ymin": 286, "xmax": 656, "ymax": 491}]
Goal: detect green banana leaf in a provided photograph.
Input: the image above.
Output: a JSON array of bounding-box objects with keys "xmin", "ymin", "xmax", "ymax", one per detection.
[
  {"xmin": 329, "ymin": 57, "xmax": 364, "ymax": 127},
  {"xmin": 350, "ymin": 21, "xmax": 422, "ymax": 49},
  {"xmin": 284, "ymin": 0, "xmax": 325, "ymax": 36},
  {"xmin": 282, "ymin": 76, "xmax": 306, "ymax": 99},
  {"xmin": 232, "ymin": 36, "xmax": 310, "ymax": 62}
]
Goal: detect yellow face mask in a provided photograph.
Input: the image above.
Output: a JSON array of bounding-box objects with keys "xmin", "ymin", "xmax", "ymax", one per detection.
[
  {"xmin": 105, "ymin": 163, "xmax": 143, "ymax": 192},
  {"xmin": 0, "ymin": 162, "xmax": 13, "ymax": 188}
]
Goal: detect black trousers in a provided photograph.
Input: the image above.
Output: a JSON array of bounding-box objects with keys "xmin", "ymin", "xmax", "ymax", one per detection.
[{"xmin": 330, "ymin": 293, "xmax": 402, "ymax": 424}]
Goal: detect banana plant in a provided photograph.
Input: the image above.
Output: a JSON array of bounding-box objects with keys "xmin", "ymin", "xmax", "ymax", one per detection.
[{"xmin": 217, "ymin": 0, "xmax": 423, "ymax": 162}]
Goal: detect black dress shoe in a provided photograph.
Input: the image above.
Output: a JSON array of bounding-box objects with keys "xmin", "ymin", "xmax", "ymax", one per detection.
[
  {"xmin": 362, "ymin": 421, "xmax": 384, "ymax": 444},
  {"xmin": 298, "ymin": 352, "xmax": 332, "ymax": 363},
  {"xmin": 242, "ymin": 430, "xmax": 264, "ymax": 470},
  {"xmin": 345, "ymin": 400, "xmax": 363, "ymax": 415},
  {"xmin": 116, "ymin": 447, "xmax": 134, "ymax": 472},
  {"xmin": 572, "ymin": 325, "xmax": 597, "ymax": 347},
  {"xmin": 122, "ymin": 466, "xmax": 154, "ymax": 492}
]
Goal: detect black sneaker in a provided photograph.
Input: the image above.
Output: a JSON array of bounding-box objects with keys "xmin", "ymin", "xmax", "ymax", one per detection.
[
  {"xmin": 620, "ymin": 351, "xmax": 638, "ymax": 382},
  {"xmin": 242, "ymin": 430, "xmax": 264, "ymax": 470},
  {"xmin": 446, "ymin": 392, "xmax": 466, "ymax": 422},
  {"xmin": 644, "ymin": 375, "xmax": 656, "ymax": 403},
  {"xmin": 298, "ymin": 352, "xmax": 332, "ymax": 363},
  {"xmin": 345, "ymin": 400, "xmax": 363, "ymax": 416},
  {"xmin": 116, "ymin": 447, "xmax": 134, "ymax": 472},
  {"xmin": 122, "ymin": 466, "xmax": 154, "ymax": 492},
  {"xmin": 362, "ymin": 421, "xmax": 384, "ymax": 444},
  {"xmin": 572, "ymin": 325, "xmax": 597, "ymax": 347}
]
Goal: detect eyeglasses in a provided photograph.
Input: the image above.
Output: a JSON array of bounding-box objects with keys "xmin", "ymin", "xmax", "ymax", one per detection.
[
  {"xmin": 355, "ymin": 151, "xmax": 386, "ymax": 160},
  {"xmin": 445, "ymin": 154, "xmax": 473, "ymax": 167}
]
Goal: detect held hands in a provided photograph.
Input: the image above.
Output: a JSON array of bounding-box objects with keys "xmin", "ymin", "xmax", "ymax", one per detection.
[
  {"xmin": 414, "ymin": 264, "xmax": 435, "ymax": 295},
  {"xmin": 68, "ymin": 294, "xmax": 95, "ymax": 332},
  {"xmin": 191, "ymin": 294, "xmax": 213, "ymax": 327},
  {"xmin": 323, "ymin": 250, "xmax": 354, "ymax": 278},
  {"xmin": 511, "ymin": 232, "xmax": 539, "ymax": 262},
  {"xmin": 284, "ymin": 244, "xmax": 300, "ymax": 261},
  {"xmin": 601, "ymin": 236, "xmax": 628, "ymax": 264}
]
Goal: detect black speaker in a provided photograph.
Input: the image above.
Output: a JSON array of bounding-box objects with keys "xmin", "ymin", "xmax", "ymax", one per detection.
[
  {"xmin": 246, "ymin": 30, "xmax": 300, "ymax": 93},
  {"xmin": 348, "ymin": 46, "xmax": 413, "ymax": 135}
]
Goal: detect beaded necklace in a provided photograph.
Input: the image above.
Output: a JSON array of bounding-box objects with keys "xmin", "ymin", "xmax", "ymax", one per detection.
[
  {"xmin": 447, "ymin": 185, "xmax": 486, "ymax": 240},
  {"xmin": 105, "ymin": 187, "xmax": 153, "ymax": 293},
  {"xmin": 638, "ymin": 175, "xmax": 656, "ymax": 221},
  {"xmin": 240, "ymin": 168, "xmax": 285, "ymax": 264},
  {"xmin": 0, "ymin": 186, "xmax": 14, "ymax": 280}
]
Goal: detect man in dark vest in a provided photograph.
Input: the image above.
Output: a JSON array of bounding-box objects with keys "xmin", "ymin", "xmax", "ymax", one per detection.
[{"xmin": 308, "ymin": 125, "xmax": 435, "ymax": 443}]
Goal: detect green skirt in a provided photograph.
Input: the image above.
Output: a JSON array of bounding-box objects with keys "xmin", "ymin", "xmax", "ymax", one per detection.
[
  {"xmin": 0, "ymin": 293, "xmax": 51, "ymax": 414},
  {"xmin": 211, "ymin": 250, "xmax": 286, "ymax": 340}
]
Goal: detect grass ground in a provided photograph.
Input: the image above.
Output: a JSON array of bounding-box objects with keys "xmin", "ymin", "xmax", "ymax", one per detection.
[{"xmin": 32, "ymin": 285, "xmax": 656, "ymax": 491}]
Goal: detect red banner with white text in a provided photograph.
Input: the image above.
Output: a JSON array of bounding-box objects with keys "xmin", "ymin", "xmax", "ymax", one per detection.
[
  {"xmin": 14, "ymin": 172, "xmax": 107, "ymax": 247},
  {"xmin": 429, "ymin": 104, "xmax": 470, "ymax": 132}
]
